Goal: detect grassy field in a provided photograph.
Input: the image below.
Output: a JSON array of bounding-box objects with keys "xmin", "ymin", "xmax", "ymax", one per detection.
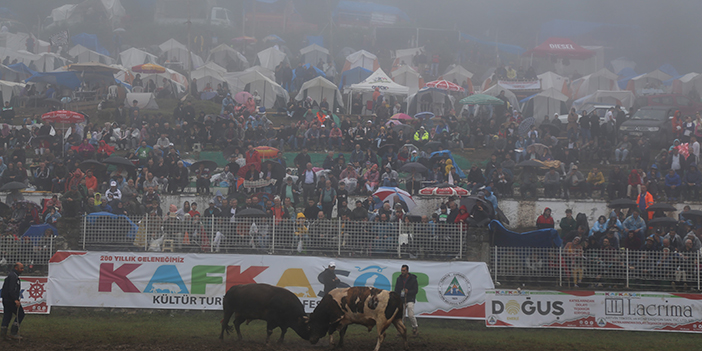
[{"xmin": 4, "ymin": 308, "xmax": 700, "ymax": 350}]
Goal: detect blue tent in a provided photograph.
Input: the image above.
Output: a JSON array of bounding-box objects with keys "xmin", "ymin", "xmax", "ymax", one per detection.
[
  {"xmin": 306, "ymin": 35, "xmax": 324, "ymax": 48},
  {"xmin": 21, "ymin": 224, "xmax": 58, "ymax": 244},
  {"xmin": 86, "ymin": 212, "xmax": 138, "ymax": 239},
  {"xmin": 658, "ymin": 64, "xmax": 679, "ymax": 78},
  {"xmin": 489, "ymin": 220, "xmax": 562, "ymax": 248},
  {"xmin": 460, "ymin": 32, "xmax": 525, "ymax": 56},
  {"xmin": 26, "ymin": 71, "xmax": 82, "ymax": 89},
  {"xmin": 7, "ymin": 62, "xmax": 36, "ymax": 77},
  {"xmin": 430, "ymin": 150, "xmax": 465, "ymax": 178},
  {"xmin": 617, "ymin": 67, "xmax": 638, "ymax": 89},
  {"xmin": 71, "ymin": 33, "xmax": 110, "ymax": 56},
  {"xmin": 338, "ymin": 66, "xmax": 372, "ymax": 90}
]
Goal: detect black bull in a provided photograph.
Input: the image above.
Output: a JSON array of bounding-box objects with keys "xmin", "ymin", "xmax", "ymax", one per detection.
[{"xmin": 220, "ymin": 283, "xmax": 311, "ymax": 343}]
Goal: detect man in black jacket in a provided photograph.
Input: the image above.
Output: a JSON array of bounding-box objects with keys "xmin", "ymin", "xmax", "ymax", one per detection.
[
  {"xmin": 319, "ymin": 262, "xmax": 340, "ymax": 296},
  {"xmin": 1, "ymin": 262, "xmax": 24, "ymax": 340},
  {"xmin": 394, "ymin": 264, "xmax": 419, "ymax": 336}
]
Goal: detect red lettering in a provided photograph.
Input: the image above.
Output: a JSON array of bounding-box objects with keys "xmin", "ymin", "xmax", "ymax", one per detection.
[
  {"xmin": 226, "ymin": 265, "xmax": 268, "ymax": 291},
  {"xmin": 99, "ymin": 263, "xmax": 141, "ymax": 292}
]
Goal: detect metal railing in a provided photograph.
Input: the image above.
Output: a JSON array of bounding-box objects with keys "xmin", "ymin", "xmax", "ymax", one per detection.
[
  {"xmin": 0, "ymin": 233, "xmax": 61, "ymax": 274},
  {"xmin": 491, "ymin": 246, "xmax": 702, "ymax": 291},
  {"xmin": 80, "ymin": 215, "xmax": 467, "ymax": 260}
]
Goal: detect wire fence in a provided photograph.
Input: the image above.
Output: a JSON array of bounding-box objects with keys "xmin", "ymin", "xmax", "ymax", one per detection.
[
  {"xmin": 0, "ymin": 233, "xmax": 64, "ymax": 275},
  {"xmin": 491, "ymin": 246, "xmax": 702, "ymax": 291},
  {"xmin": 80, "ymin": 215, "xmax": 467, "ymax": 260}
]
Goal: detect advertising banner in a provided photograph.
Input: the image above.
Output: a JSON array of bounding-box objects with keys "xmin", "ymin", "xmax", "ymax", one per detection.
[
  {"xmin": 48, "ymin": 251, "xmax": 494, "ymax": 319},
  {"xmin": 486, "ymin": 290, "xmax": 702, "ymax": 332},
  {"xmin": 0, "ymin": 276, "xmax": 51, "ymax": 314},
  {"xmin": 497, "ymin": 80, "xmax": 540, "ymax": 90}
]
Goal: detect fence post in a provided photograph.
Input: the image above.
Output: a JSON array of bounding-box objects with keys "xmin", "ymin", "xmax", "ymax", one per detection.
[
  {"xmin": 459, "ymin": 223, "xmax": 463, "ymax": 260},
  {"xmin": 558, "ymin": 247, "xmax": 562, "ymax": 287},
  {"xmin": 698, "ymin": 249, "xmax": 701, "ymax": 291},
  {"xmin": 271, "ymin": 217, "xmax": 276, "ymax": 254},
  {"xmin": 50, "ymin": 234, "xmax": 54, "ymax": 268},
  {"xmin": 625, "ymin": 249, "xmax": 630, "ymax": 288},
  {"xmin": 397, "ymin": 219, "xmax": 402, "ymax": 259},
  {"xmin": 82, "ymin": 215, "xmax": 86, "ymax": 250},
  {"xmin": 211, "ymin": 215, "xmax": 215, "ymax": 253},
  {"xmin": 144, "ymin": 215, "xmax": 148, "ymax": 251},
  {"xmin": 493, "ymin": 246, "xmax": 498, "ymax": 284},
  {"xmin": 337, "ymin": 218, "xmax": 341, "ymax": 256}
]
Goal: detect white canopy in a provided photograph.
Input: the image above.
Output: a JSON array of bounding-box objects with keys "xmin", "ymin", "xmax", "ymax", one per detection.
[
  {"xmin": 346, "ymin": 68, "xmax": 409, "ymax": 96},
  {"xmin": 343, "ymin": 50, "xmax": 379, "ymax": 72},
  {"xmin": 125, "ymin": 92, "xmax": 158, "ymax": 110},
  {"xmin": 119, "ymin": 48, "xmax": 158, "ymax": 70},
  {"xmin": 570, "ymin": 68, "xmax": 619, "ymax": 100},
  {"xmin": 206, "ymin": 44, "xmax": 248, "ymax": 71},
  {"xmin": 294, "ymin": 76, "xmax": 343, "ymax": 108},
  {"xmin": 224, "ymin": 70, "xmax": 289, "ymax": 109},
  {"xmin": 139, "ymin": 68, "xmax": 188, "ymax": 94},
  {"xmin": 0, "ymin": 80, "xmax": 26, "ymax": 105},
  {"xmin": 191, "ymin": 65, "xmax": 226, "ymax": 91},
  {"xmin": 522, "ymin": 88, "xmax": 569, "ymax": 122},
  {"xmin": 537, "ymin": 71, "xmax": 570, "ymax": 96},
  {"xmin": 158, "ymin": 39, "xmax": 187, "ymax": 52},
  {"xmin": 572, "ymin": 90, "xmax": 636, "ymax": 111},
  {"xmin": 159, "ymin": 39, "xmax": 204, "ymax": 69},
  {"xmin": 482, "ymin": 84, "xmax": 520, "ymax": 112},
  {"xmin": 256, "ymin": 46, "xmax": 288, "ymax": 71},
  {"xmin": 68, "ymin": 44, "xmax": 115, "ymax": 65},
  {"xmin": 441, "ymin": 65, "xmax": 473, "ymax": 83},
  {"xmin": 672, "ymin": 73, "xmax": 702, "ymax": 96},
  {"xmin": 391, "ymin": 65, "xmax": 423, "ymax": 96},
  {"xmin": 300, "ymin": 44, "xmax": 329, "ymax": 66}
]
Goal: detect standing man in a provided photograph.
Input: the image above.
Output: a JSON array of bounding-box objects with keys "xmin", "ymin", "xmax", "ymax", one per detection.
[
  {"xmin": 395, "ymin": 264, "xmax": 419, "ymax": 336},
  {"xmin": 320, "ymin": 262, "xmax": 340, "ymax": 296},
  {"xmin": 1, "ymin": 262, "xmax": 24, "ymax": 340}
]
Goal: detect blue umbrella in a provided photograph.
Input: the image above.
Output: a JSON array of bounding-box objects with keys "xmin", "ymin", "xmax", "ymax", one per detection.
[
  {"xmin": 414, "ymin": 111, "xmax": 435, "ymax": 119},
  {"xmin": 262, "ymin": 34, "xmax": 285, "ymax": 44},
  {"xmin": 21, "ymin": 224, "xmax": 58, "ymax": 244}
]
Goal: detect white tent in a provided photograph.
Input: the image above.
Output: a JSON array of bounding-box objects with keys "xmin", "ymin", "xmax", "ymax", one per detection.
[
  {"xmin": 158, "ymin": 38, "xmax": 187, "ymax": 52},
  {"xmin": 482, "ymin": 84, "xmax": 520, "ymax": 112},
  {"xmin": 119, "ymin": 48, "xmax": 158, "ymax": 70},
  {"xmin": 294, "ymin": 76, "xmax": 343, "ymax": 109},
  {"xmin": 342, "ymin": 50, "xmax": 379, "ymax": 72},
  {"xmin": 572, "ymin": 90, "xmax": 636, "ymax": 111},
  {"xmin": 34, "ymin": 52, "xmax": 68, "ymax": 72},
  {"xmin": 199, "ymin": 62, "xmax": 226, "ymax": 74},
  {"xmin": 672, "ymin": 73, "xmax": 702, "ymax": 96},
  {"xmin": 625, "ymin": 69, "xmax": 672, "ymax": 94},
  {"xmin": 537, "ymin": 71, "xmax": 570, "ymax": 96},
  {"xmin": 256, "ymin": 47, "xmax": 288, "ymax": 71},
  {"xmin": 392, "ymin": 47, "xmax": 423, "ymax": 70},
  {"xmin": 49, "ymin": 4, "xmax": 76, "ymax": 23},
  {"xmin": 391, "ymin": 65, "xmax": 423, "ymax": 96},
  {"xmin": 224, "ymin": 70, "xmax": 289, "ymax": 109},
  {"xmin": 191, "ymin": 65, "xmax": 226, "ymax": 91},
  {"xmin": 0, "ymin": 32, "xmax": 29, "ymax": 52},
  {"xmin": 521, "ymin": 88, "xmax": 569, "ymax": 122},
  {"xmin": 206, "ymin": 44, "xmax": 248, "ymax": 71},
  {"xmin": 139, "ymin": 68, "xmax": 188, "ymax": 94},
  {"xmin": 570, "ymin": 68, "xmax": 619, "ymax": 100},
  {"xmin": 346, "ymin": 68, "xmax": 409, "ymax": 96},
  {"xmin": 125, "ymin": 92, "xmax": 159, "ymax": 110},
  {"xmin": 0, "ymin": 80, "xmax": 26, "ymax": 105},
  {"xmin": 441, "ymin": 65, "xmax": 473, "ymax": 85},
  {"xmin": 243, "ymin": 65, "xmax": 275, "ymax": 81},
  {"xmin": 159, "ymin": 39, "xmax": 204, "ymax": 69},
  {"xmin": 68, "ymin": 44, "xmax": 114, "ymax": 65},
  {"xmin": 300, "ymin": 44, "xmax": 329, "ymax": 66}
]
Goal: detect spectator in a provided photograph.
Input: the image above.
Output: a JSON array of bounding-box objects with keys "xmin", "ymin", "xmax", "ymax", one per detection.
[
  {"xmin": 589, "ymin": 215, "xmax": 607, "ymax": 238},
  {"xmin": 607, "ymin": 166, "xmax": 627, "ymax": 200},
  {"xmin": 536, "ymin": 208, "xmax": 554, "ymax": 229},
  {"xmin": 543, "ymin": 167, "xmax": 561, "ymax": 198},
  {"xmin": 623, "ymin": 210, "xmax": 646, "ymax": 241},
  {"xmin": 559, "ymin": 209, "xmax": 577, "ymax": 239},
  {"xmin": 664, "ymin": 168, "xmax": 682, "ymax": 201},
  {"xmin": 682, "ymin": 163, "xmax": 702, "ymax": 201},
  {"xmin": 564, "ymin": 165, "xmax": 586, "ymax": 200},
  {"xmin": 586, "ymin": 167, "xmax": 605, "ymax": 198}
]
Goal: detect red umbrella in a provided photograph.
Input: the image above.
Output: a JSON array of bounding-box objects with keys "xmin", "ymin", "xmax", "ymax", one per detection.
[
  {"xmin": 390, "ymin": 113, "xmax": 413, "ymax": 120},
  {"xmin": 131, "ymin": 63, "xmax": 166, "ymax": 74},
  {"xmin": 418, "ymin": 186, "xmax": 469, "ymax": 197},
  {"xmin": 237, "ymin": 162, "xmax": 261, "ymax": 178},
  {"xmin": 253, "ymin": 146, "xmax": 279, "ymax": 159},
  {"xmin": 425, "ymin": 80, "xmax": 465, "ymax": 92},
  {"xmin": 41, "ymin": 110, "xmax": 85, "ymax": 124},
  {"xmin": 234, "ymin": 91, "xmax": 252, "ymax": 104}
]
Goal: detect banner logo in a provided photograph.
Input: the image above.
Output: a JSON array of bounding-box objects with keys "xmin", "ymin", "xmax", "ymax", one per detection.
[{"xmin": 438, "ymin": 273, "xmax": 471, "ymax": 305}]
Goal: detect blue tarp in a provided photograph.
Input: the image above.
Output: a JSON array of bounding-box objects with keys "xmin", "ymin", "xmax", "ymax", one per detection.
[
  {"xmin": 430, "ymin": 150, "xmax": 465, "ymax": 178},
  {"xmin": 21, "ymin": 224, "xmax": 58, "ymax": 244},
  {"xmin": 333, "ymin": 0, "xmax": 410, "ymax": 21},
  {"xmin": 71, "ymin": 33, "xmax": 110, "ymax": 56},
  {"xmin": 489, "ymin": 220, "xmax": 563, "ymax": 248},
  {"xmin": 460, "ymin": 32, "xmax": 525, "ymax": 56},
  {"xmin": 617, "ymin": 67, "xmax": 639, "ymax": 89},
  {"xmin": 292, "ymin": 63, "xmax": 326, "ymax": 91},
  {"xmin": 86, "ymin": 212, "xmax": 138, "ymax": 239},
  {"xmin": 658, "ymin": 64, "xmax": 679, "ymax": 78},
  {"xmin": 7, "ymin": 62, "xmax": 36, "ymax": 77},
  {"xmin": 519, "ymin": 93, "xmax": 539, "ymax": 104},
  {"xmin": 663, "ymin": 74, "xmax": 684, "ymax": 87},
  {"xmin": 26, "ymin": 71, "xmax": 82, "ymax": 89},
  {"xmin": 307, "ymin": 36, "xmax": 324, "ymax": 48},
  {"xmin": 338, "ymin": 66, "xmax": 372, "ymax": 90}
]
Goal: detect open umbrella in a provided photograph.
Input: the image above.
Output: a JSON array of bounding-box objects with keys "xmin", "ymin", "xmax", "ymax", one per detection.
[
  {"xmin": 378, "ymin": 143, "xmax": 397, "ymax": 156},
  {"xmin": 261, "ymin": 160, "xmax": 285, "ymax": 179},
  {"xmin": 418, "ymin": 186, "xmax": 469, "ymax": 197},
  {"xmin": 399, "ymin": 162, "xmax": 428, "ymax": 174},
  {"xmin": 373, "ymin": 187, "xmax": 417, "ymax": 213},
  {"xmin": 79, "ymin": 159, "xmax": 105, "ymax": 171},
  {"xmin": 518, "ymin": 117, "xmax": 536, "ymax": 136},
  {"xmin": 424, "ymin": 141, "xmax": 443, "ymax": 151},
  {"xmin": 21, "ymin": 224, "xmax": 58, "ymax": 244},
  {"xmin": 113, "ymin": 28, "xmax": 126, "ymax": 33},
  {"xmin": 68, "ymin": 62, "xmax": 122, "ymax": 73},
  {"xmin": 0, "ymin": 181, "xmax": 26, "ymax": 191},
  {"xmin": 234, "ymin": 91, "xmax": 252, "ymax": 104},
  {"xmin": 236, "ymin": 208, "xmax": 269, "ymax": 218},
  {"xmin": 262, "ymin": 34, "xmax": 285, "ymax": 44},
  {"xmin": 103, "ymin": 156, "xmax": 136, "ymax": 169},
  {"xmin": 681, "ymin": 210, "xmax": 702, "ymax": 220},
  {"xmin": 225, "ymin": 162, "xmax": 240, "ymax": 175},
  {"xmin": 131, "ymin": 63, "xmax": 166, "ymax": 74},
  {"xmin": 190, "ymin": 160, "xmax": 218, "ymax": 171},
  {"xmin": 645, "ymin": 203, "xmax": 677, "ymax": 212},
  {"xmin": 425, "ymin": 80, "xmax": 465, "ymax": 92},
  {"xmin": 608, "ymin": 198, "xmax": 638, "ymax": 208},
  {"xmin": 41, "ymin": 110, "xmax": 85, "ymax": 124},
  {"xmin": 414, "ymin": 111, "xmax": 434, "ymax": 119},
  {"xmin": 459, "ymin": 94, "xmax": 504, "ymax": 105},
  {"xmin": 391, "ymin": 113, "xmax": 413, "ymax": 120},
  {"xmin": 647, "ymin": 217, "xmax": 678, "ymax": 226},
  {"xmin": 238, "ymin": 162, "xmax": 261, "ymax": 177},
  {"xmin": 392, "ymin": 124, "xmax": 415, "ymax": 136},
  {"xmin": 254, "ymin": 146, "xmax": 279, "ymax": 159},
  {"xmin": 385, "ymin": 120, "xmax": 402, "ymax": 127},
  {"xmin": 16, "ymin": 200, "xmax": 41, "ymax": 211},
  {"xmin": 460, "ymin": 196, "xmax": 494, "ymax": 216}
]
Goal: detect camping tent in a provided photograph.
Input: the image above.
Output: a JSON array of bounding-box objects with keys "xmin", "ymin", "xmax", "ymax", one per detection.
[
  {"xmin": 570, "ymin": 68, "xmax": 619, "ymax": 100},
  {"xmin": 256, "ymin": 46, "xmax": 288, "ymax": 71},
  {"xmin": 68, "ymin": 44, "xmax": 115, "ymax": 65},
  {"xmin": 207, "ymin": 44, "xmax": 248, "ymax": 71},
  {"xmin": 191, "ymin": 65, "xmax": 226, "ymax": 91},
  {"xmin": 625, "ymin": 69, "xmax": 672, "ymax": 94},
  {"xmin": 345, "ymin": 68, "xmax": 409, "ymax": 96},
  {"xmin": 119, "ymin": 48, "xmax": 158, "ymax": 69},
  {"xmin": 224, "ymin": 70, "xmax": 289, "ymax": 109},
  {"xmin": 159, "ymin": 39, "xmax": 204, "ymax": 69},
  {"xmin": 481, "ymin": 84, "xmax": 520, "ymax": 112},
  {"xmin": 670, "ymin": 73, "xmax": 702, "ymax": 96},
  {"xmin": 571, "ymin": 90, "xmax": 636, "ymax": 111},
  {"xmin": 520, "ymin": 88, "xmax": 569, "ymax": 122},
  {"xmin": 125, "ymin": 92, "xmax": 158, "ymax": 110},
  {"xmin": 295, "ymin": 76, "xmax": 344, "ymax": 110},
  {"xmin": 338, "ymin": 66, "xmax": 372, "ymax": 91},
  {"xmin": 440, "ymin": 65, "xmax": 473, "ymax": 87},
  {"xmin": 391, "ymin": 65, "xmax": 423, "ymax": 96},
  {"xmin": 243, "ymin": 65, "xmax": 275, "ymax": 81},
  {"xmin": 342, "ymin": 50, "xmax": 379, "ymax": 73},
  {"xmin": 406, "ymin": 87, "xmax": 455, "ymax": 116},
  {"xmin": 34, "ymin": 52, "xmax": 68, "ymax": 72},
  {"xmin": 537, "ymin": 71, "xmax": 570, "ymax": 97},
  {"xmin": 0, "ymin": 80, "xmax": 26, "ymax": 105},
  {"xmin": 524, "ymin": 37, "xmax": 595, "ymax": 59},
  {"xmin": 138, "ymin": 68, "xmax": 188, "ymax": 93},
  {"xmin": 300, "ymin": 44, "xmax": 329, "ymax": 66}
]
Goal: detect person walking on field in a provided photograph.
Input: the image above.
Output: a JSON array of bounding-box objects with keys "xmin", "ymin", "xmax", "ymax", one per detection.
[
  {"xmin": 394, "ymin": 264, "xmax": 419, "ymax": 336},
  {"xmin": 320, "ymin": 262, "xmax": 340, "ymax": 296},
  {"xmin": 2, "ymin": 262, "xmax": 25, "ymax": 341}
]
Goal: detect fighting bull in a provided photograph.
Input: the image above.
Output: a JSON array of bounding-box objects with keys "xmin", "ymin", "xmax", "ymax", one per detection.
[
  {"xmin": 220, "ymin": 283, "xmax": 310, "ymax": 343},
  {"xmin": 308, "ymin": 286, "xmax": 408, "ymax": 351}
]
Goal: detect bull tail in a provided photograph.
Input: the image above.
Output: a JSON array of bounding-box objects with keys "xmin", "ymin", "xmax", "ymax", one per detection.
[{"xmin": 220, "ymin": 297, "xmax": 234, "ymax": 340}]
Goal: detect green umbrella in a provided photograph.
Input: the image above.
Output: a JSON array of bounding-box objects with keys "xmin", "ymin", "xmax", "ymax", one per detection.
[{"xmin": 459, "ymin": 94, "xmax": 505, "ymax": 105}]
